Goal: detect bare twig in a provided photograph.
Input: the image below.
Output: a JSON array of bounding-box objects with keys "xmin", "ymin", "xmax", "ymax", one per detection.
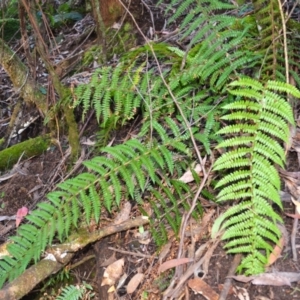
[
  {"xmin": 219, "ymin": 254, "xmax": 242, "ymax": 300},
  {"xmin": 117, "ymin": 0, "xmax": 207, "ymax": 175},
  {"xmin": 117, "ymin": 3, "xmax": 216, "ymax": 297},
  {"xmin": 277, "ymin": 0, "xmax": 289, "ymax": 85},
  {"xmin": 163, "ymin": 238, "xmax": 221, "ymax": 299},
  {"xmin": 108, "ymin": 246, "xmax": 154, "ymax": 258},
  {"xmin": 291, "ymin": 206, "xmax": 298, "ymax": 261}
]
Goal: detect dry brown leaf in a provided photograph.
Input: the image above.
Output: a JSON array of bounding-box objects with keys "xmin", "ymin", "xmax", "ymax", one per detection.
[
  {"xmin": 100, "ymin": 252, "xmax": 117, "ymax": 267},
  {"xmin": 158, "ymin": 258, "xmax": 194, "ymax": 273},
  {"xmin": 291, "ymin": 197, "xmax": 300, "ymax": 214},
  {"xmin": 16, "ymin": 207, "xmax": 29, "ymax": 227},
  {"xmin": 114, "ymin": 202, "xmax": 131, "ymax": 224},
  {"xmin": 179, "ymin": 164, "xmax": 203, "ymax": 183},
  {"xmin": 101, "ymin": 258, "xmax": 124, "ymax": 286},
  {"xmin": 266, "ymin": 236, "xmax": 285, "ymax": 266},
  {"xmin": 188, "ymin": 278, "xmax": 219, "ymax": 300},
  {"xmin": 107, "ymin": 285, "xmax": 115, "ymax": 293},
  {"xmin": 251, "ymin": 274, "xmax": 291, "ymax": 286},
  {"xmin": 126, "ymin": 273, "xmax": 144, "ymax": 294},
  {"xmin": 158, "ymin": 242, "xmax": 172, "ymax": 264},
  {"xmin": 230, "ymin": 272, "xmax": 300, "ymax": 286}
]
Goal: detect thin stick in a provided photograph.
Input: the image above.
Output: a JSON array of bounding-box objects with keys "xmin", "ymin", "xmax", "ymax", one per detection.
[
  {"xmin": 219, "ymin": 254, "xmax": 242, "ymax": 300},
  {"xmin": 117, "ymin": 0, "xmax": 207, "ymax": 177},
  {"xmin": 117, "ymin": 0, "xmax": 212, "ymax": 262},
  {"xmin": 277, "ymin": 0, "xmax": 289, "ymax": 85},
  {"xmin": 291, "ymin": 206, "xmax": 298, "ymax": 261},
  {"xmin": 108, "ymin": 246, "xmax": 154, "ymax": 258}
]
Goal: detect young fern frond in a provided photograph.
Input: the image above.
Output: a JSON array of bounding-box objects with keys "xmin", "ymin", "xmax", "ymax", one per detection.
[
  {"xmin": 212, "ymin": 78, "xmax": 296, "ymax": 275},
  {"xmin": 56, "ymin": 284, "xmax": 87, "ymax": 300}
]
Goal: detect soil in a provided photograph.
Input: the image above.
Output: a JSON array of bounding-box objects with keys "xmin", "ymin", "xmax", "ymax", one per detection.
[{"xmin": 1, "ymin": 1, "xmax": 300, "ymax": 300}]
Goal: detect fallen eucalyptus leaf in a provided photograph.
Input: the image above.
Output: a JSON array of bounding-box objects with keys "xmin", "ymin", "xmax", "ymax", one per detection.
[
  {"xmin": 101, "ymin": 258, "xmax": 124, "ymax": 286},
  {"xmin": 229, "ymin": 272, "xmax": 300, "ymax": 286},
  {"xmin": 188, "ymin": 278, "xmax": 219, "ymax": 300},
  {"xmin": 126, "ymin": 273, "xmax": 144, "ymax": 294},
  {"xmin": 158, "ymin": 258, "xmax": 194, "ymax": 273}
]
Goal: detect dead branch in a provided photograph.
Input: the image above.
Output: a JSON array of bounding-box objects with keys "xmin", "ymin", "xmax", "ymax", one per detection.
[{"xmin": 0, "ymin": 216, "xmax": 149, "ymax": 300}]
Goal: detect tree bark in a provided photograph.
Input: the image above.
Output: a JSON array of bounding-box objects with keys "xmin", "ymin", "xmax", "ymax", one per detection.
[{"xmin": 99, "ymin": 0, "xmax": 124, "ymax": 27}]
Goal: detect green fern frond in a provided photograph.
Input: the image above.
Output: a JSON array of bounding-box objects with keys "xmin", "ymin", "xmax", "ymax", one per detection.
[
  {"xmin": 177, "ymin": 19, "xmax": 259, "ymax": 91},
  {"xmin": 168, "ymin": 0, "xmax": 235, "ymax": 25},
  {"xmin": 56, "ymin": 284, "xmax": 85, "ymax": 300},
  {"xmin": 74, "ymin": 63, "xmax": 143, "ymax": 125},
  {"xmin": 212, "ymin": 78, "xmax": 297, "ymax": 275},
  {"xmin": 0, "ymin": 125, "xmax": 192, "ymax": 286}
]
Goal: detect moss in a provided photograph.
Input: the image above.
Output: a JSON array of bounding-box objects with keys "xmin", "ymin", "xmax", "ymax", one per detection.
[
  {"xmin": 0, "ymin": 135, "xmax": 51, "ymax": 171},
  {"xmin": 63, "ymin": 104, "xmax": 80, "ymax": 161}
]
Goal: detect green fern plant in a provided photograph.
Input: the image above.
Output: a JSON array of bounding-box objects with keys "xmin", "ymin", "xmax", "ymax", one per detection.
[
  {"xmin": 56, "ymin": 282, "xmax": 94, "ymax": 300},
  {"xmin": 212, "ymin": 77, "xmax": 299, "ymax": 274},
  {"xmin": 73, "ymin": 63, "xmax": 141, "ymax": 124},
  {"xmin": 1, "ymin": 0, "xmax": 300, "ymax": 291}
]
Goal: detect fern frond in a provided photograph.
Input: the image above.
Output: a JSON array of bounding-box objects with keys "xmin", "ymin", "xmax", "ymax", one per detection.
[
  {"xmin": 0, "ymin": 127, "xmax": 191, "ymax": 285},
  {"xmin": 213, "ymin": 78, "xmax": 296, "ymax": 274},
  {"xmin": 56, "ymin": 284, "xmax": 85, "ymax": 300}
]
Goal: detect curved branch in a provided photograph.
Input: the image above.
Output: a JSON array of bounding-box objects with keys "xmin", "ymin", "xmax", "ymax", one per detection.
[{"xmin": 0, "ymin": 216, "xmax": 149, "ymax": 300}]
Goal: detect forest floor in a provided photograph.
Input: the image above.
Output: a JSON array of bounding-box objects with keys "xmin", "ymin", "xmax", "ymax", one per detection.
[
  {"xmin": 1, "ymin": 1, "xmax": 300, "ymax": 299},
  {"xmin": 2, "ymin": 149, "xmax": 300, "ymax": 299}
]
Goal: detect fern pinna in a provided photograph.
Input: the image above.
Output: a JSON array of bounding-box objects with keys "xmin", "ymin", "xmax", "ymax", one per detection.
[{"xmin": 212, "ymin": 78, "xmax": 299, "ymax": 275}]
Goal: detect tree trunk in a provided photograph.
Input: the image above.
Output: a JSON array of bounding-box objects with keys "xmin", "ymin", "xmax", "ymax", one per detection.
[{"xmin": 100, "ymin": 0, "xmax": 124, "ymax": 26}]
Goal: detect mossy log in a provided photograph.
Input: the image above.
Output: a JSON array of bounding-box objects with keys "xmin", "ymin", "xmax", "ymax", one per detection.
[
  {"xmin": 0, "ymin": 135, "xmax": 51, "ymax": 171},
  {"xmin": 0, "ymin": 216, "xmax": 149, "ymax": 300}
]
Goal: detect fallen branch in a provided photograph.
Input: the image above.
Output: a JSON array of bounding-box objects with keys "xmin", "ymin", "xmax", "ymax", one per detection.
[
  {"xmin": 219, "ymin": 254, "xmax": 242, "ymax": 300},
  {"xmin": 0, "ymin": 216, "xmax": 149, "ymax": 300},
  {"xmin": 0, "ymin": 134, "xmax": 51, "ymax": 171}
]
